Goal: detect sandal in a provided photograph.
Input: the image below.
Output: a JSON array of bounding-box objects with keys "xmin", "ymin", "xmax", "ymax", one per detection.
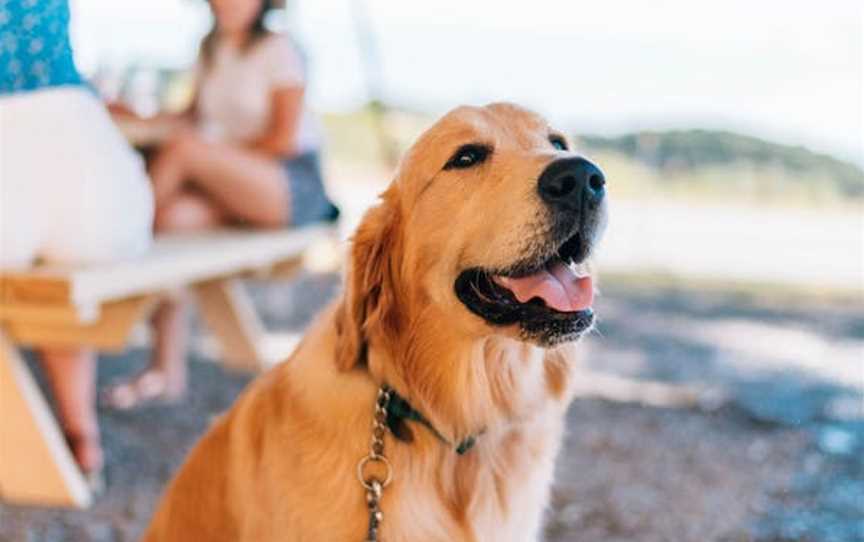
[{"xmin": 101, "ymin": 370, "xmax": 184, "ymax": 411}]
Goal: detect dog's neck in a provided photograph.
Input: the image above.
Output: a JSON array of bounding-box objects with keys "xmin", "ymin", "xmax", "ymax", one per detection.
[
  {"xmin": 355, "ymin": 327, "xmax": 572, "ymax": 541},
  {"xmin": 368, "ymin": 329, "xmax": 563, "ymax": 450}
]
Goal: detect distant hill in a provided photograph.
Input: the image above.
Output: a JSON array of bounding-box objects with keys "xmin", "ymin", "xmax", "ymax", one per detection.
[
  {"xmin": 323, "ymin": 108, "xmax": 863, "ymax": 203},
  {"xmin": 576, "ymin": 130, "xmax": 864, "ymax": 198}
]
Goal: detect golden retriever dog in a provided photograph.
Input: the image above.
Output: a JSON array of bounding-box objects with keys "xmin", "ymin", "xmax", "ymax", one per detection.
[{"xmin": 143, "ymin": 103, "xmax": 608, "ymax": 542}]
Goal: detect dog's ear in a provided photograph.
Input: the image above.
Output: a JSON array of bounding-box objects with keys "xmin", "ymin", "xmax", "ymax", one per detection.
[{"xmin": 335, "ymin": 193, "xmax": 403, "ymax": 371}]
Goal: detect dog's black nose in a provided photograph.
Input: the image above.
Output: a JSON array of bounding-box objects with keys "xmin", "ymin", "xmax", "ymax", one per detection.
[{"xmin": 538, "ymin": 157, "xmax": 605, "ymax": 211}]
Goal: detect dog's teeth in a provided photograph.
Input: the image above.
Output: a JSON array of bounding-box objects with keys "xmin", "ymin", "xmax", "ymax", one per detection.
[{"xmin": 568, "ymin": 261, "xmax": 590, "ymax": 278}]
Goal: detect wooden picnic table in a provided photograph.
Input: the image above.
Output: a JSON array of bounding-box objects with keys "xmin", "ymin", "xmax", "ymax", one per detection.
[{"xmin": 0, "ymin": 225, "xmax": 336, "ymax": 508}]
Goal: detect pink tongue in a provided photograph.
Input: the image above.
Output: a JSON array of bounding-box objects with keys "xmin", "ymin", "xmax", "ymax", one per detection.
[{"xmin": 494, "ymin": 262, "xmax": 593, "ymax": 312}]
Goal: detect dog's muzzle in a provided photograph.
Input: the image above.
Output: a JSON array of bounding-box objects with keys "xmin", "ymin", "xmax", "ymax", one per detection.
[{"xmin": 453, "ymin": 156, "xmax": 608, "ymax": 347}]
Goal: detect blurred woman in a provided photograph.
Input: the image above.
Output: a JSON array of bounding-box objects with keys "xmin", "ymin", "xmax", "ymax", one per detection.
[
  {"xmin": 105, "ymin": 0, "xmax": 337, "ymax": 408},
  {"xmin": 0, "ymin": 0, "xmax": 154, "ymax": 484}
]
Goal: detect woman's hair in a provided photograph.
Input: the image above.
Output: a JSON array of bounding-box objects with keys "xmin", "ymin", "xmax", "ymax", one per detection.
[{"xmin": 199, "ymin": 0, "xmax": 272, "ymax": 69}]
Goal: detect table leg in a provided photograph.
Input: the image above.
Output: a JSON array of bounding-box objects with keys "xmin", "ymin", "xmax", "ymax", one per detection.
[
  {"xmin": 193, "ymin": 279, "xmax": 268, "ymax": 372},
  {"xmin": 0, "ymin": 328, "xmax": 91, "ymax": 508}
]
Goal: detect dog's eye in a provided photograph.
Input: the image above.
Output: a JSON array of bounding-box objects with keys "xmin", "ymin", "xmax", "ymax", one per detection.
[
  {"xmin": 550, "ymin": 135, "xmax": 568, "ymax": 151},
  {"xmin": 444, "ymin": 144, "xmax": 490, "ymax": 170}
]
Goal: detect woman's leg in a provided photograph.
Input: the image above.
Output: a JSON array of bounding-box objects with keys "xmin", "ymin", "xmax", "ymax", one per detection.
[
  {"xmin": 105, "ymin": 291, "xmax": 190, "ymax": 409},
  {"xmin": 150, "ymin": 132, "xmax": 291, "ymax": 227},
  {"xmin": 21, "ymin": 88, "xmax": 154, "ymax": 478},
  {"xmin": 39, "ymin": 348, "xmax": 103, "ymax": 474},
  {"xmin": 154, "ymin": 191, "xmax": 227, "ymax": 233},
  {"xmin": 105, "ymin": 193, "xmax": 223, "ymax": 409},
  {"xmin": 107, "ymin": 132, "xmax": 291, "ymax": 409}
]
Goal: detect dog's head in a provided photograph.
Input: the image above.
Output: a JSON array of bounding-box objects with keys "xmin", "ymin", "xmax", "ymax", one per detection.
[{"xmin": 336, "ymin": 103, "xmax": 608, "ymax": 370}]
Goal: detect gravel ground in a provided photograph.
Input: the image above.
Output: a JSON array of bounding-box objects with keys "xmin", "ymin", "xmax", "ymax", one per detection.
[{"xmin": 1, "ymin": 274, "xmax": 861, "ymax": 542}]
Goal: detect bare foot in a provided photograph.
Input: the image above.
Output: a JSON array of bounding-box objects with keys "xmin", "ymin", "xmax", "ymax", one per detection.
[{"xmin": 102, "ymin": 369, "xmax": 185, "ymax": 410}]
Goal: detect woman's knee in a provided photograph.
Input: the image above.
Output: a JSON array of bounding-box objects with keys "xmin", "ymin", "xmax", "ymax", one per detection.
[
  {"xmin": 154, "ymin": 195, "xmax": 223, "ymax": 233},
  {"xmin": 153, "ymin": 202, "xmax": 192, "ymax": 233}
]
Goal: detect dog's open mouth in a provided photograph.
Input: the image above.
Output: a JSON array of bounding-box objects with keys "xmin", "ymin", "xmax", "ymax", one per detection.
[
  {"xmin": 454, "ymin": 232, "xmax": 595, "ymax": 344},
  {"xmin": 494, "ymin": 233, "xmax": 593, "ymax": 313}
]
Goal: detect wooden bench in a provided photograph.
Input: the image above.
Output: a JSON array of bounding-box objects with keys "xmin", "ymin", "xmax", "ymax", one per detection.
[{"xmin": 0, "ymin": 225, "xmax": 336, "ymax": 508}]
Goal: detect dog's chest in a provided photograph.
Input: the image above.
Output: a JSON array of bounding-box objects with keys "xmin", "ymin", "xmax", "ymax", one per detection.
[
  {"xmin": 383, "ymin": 433, "xmax": 561, "ymax": 542},
  {"xmin": 384, "ymin": 465, "xmax": 556, "ymax": 542}
]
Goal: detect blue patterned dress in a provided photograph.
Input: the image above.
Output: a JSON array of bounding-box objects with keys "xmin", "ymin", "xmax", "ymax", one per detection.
[{"xmin": 0, "ymin": 0, "xmax": 83, "ymax": 94}]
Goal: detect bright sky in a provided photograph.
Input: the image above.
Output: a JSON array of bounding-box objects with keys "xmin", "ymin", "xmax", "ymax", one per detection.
[{"xmin": 70, "ymin": 0, "xmax": 863, "ymax": 164}]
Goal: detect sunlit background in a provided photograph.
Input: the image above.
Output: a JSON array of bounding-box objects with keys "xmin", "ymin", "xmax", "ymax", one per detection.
[
  {"xmin": 69, "ymin": 0, "xmax": 864, "ymax": 288},
  {"xmin": 4, "ymin": 2, "xmax": 862, "ymax": 541},
  {"xmin": 71, "ymin": 0, "xmax": 861, "ymax": 160}
]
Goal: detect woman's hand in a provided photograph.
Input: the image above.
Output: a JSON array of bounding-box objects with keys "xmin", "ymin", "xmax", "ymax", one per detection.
[{"xmin": 106, "ymin": 101, "xmax": 140, "ymax": 119}]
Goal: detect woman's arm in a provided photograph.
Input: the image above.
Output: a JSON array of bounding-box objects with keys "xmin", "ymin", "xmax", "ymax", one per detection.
[
  {"xmin": 247, "ymin": 86, "xmax": 305, "ymax": 158},
  {"xmin": 109, "ymin": 100, "xmax": 196, "ymax": 125},
  {"xmin": 109, "ymin": 85, "xmax": 199, "ymax": 147}
]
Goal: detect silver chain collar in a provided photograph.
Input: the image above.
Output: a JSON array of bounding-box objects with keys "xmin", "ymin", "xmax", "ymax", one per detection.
[{"xmin": 356, "ymin": 386, "xmax": 393, "ymax": 542}]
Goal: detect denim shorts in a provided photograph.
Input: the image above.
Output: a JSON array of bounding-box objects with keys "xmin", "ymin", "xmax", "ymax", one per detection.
[{"xmin": 283, "ymin": 150, "xmax": 339, "ymax": 226}]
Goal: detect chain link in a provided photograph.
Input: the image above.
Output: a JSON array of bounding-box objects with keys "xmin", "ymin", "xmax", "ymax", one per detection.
[{"xmin": 357, "ymin": 386, "xmax": 393, "ymax": 542}]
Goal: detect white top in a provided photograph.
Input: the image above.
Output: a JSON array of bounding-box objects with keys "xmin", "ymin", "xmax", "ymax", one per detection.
[{"xmin": 195, "ymin": 34, "xmax": 320, "ymax": 154}]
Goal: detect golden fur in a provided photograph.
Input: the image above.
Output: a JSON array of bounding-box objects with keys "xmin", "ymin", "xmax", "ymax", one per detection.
[{"xmin": 143, "ymin": 103, "xmax": 599, "ymax": 542}]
